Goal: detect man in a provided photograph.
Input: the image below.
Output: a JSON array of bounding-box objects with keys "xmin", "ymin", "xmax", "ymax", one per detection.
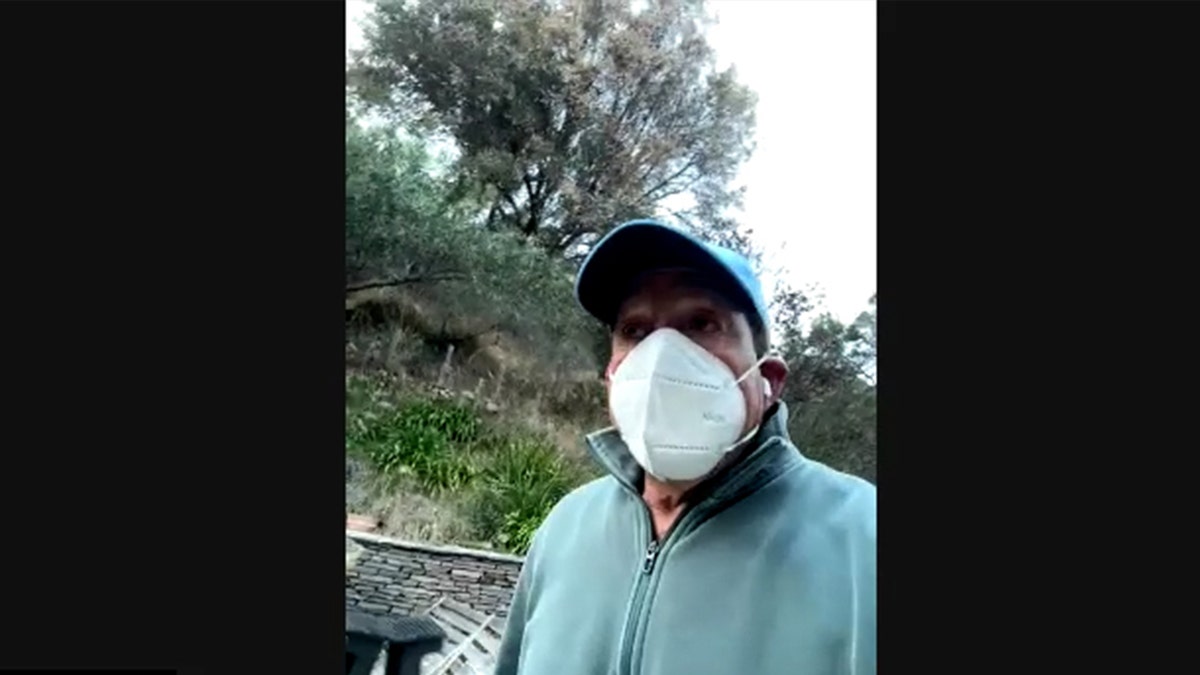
[{"xmin": 494, "ymin": 220, "xmax": 876, "ymax": 675}]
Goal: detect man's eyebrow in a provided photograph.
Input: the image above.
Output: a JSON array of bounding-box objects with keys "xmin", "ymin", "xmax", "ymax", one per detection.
[
  {"xmin": 615, "ymin": 298, "xmax": 650, "ymax": 317},
  {"xmin": 675, "ymin": 289, "xmax": 735, "ymax": 313},
  {"xmin": 613, "ymin": 312, "xmax": 645, "ymax": 325},
  {"xmin": 618, "ymin": 296, "xmax": 728, "ymax": 322}
]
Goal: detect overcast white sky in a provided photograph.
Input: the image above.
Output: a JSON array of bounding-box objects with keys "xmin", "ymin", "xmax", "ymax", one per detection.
[{"xmin": 347, "ymin": 0, "xmax": 875, "ymax": 325}]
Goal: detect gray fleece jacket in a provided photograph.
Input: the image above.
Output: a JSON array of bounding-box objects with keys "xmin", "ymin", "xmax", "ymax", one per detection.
[{"xmin": 494, "ymin": 402, "xmax": 876, "ymax": 675}]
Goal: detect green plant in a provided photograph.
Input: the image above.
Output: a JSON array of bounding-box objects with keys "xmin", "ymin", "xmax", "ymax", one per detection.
[
  {"xmin": 374, "ymin": 425, "xmax": 446, "ymax": 475},
  {"xmin": 470, "ymin": 434, "xmax": 584, "ymax": 554},
  {"xmin": 501, "ymin": 511, "xmax": 543, "ymax": 556},
  {"xmin": 345, "ymin": 372, "xmax": 603, "ymax": 552},
  {"xmin": 347, "ymin": 393, "xmax": 483, "ymax": 493},
  {"xmin": 410, "ymin": 447, "xmax": 478, "ymax": 495},
  {"xmin": 395, "ymin": 400, "xmax": 480, "ymax": 445}
]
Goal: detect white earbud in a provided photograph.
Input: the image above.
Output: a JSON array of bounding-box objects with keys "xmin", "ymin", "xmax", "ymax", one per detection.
[{"xmin": 763, "ymin": 381, "xmax": 773, "ymax": 399}]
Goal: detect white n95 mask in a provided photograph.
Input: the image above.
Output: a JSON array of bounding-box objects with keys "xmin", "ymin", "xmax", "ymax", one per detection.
[{"xmin": 608, "ymin": 328, "xmax": 768, "ymax": 482}]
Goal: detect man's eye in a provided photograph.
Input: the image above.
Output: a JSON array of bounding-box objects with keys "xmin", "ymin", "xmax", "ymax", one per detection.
[
  {"xmin": 688, "ymin": 316, "xmax": 718, "ymax": 333},
  {"xmin": 620, "ymin": 324, "xmax": 649, "ymax": 340}
]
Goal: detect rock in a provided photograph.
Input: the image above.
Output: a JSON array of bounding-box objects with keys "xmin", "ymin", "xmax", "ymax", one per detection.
[
  {"xmin": 347, "ymin": 513, "xmax": 381, "ymax": 533},
  {"xmin": 346, "ymin": 538, "xmax": 366, "ymax": 574}
]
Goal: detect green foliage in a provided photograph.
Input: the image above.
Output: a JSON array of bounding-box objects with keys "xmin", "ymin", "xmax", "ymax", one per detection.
[
  {"xmin": 347, "ymin": 395, "xmax": 480, "ymax": 494},
  {"xmin": 788, "ymin": 381, "xmax": 876, "ymax": 483},
  {"xmin": 470, "ymin": 435, "xmax": 582, "ymax": 554},
  {"xmin": 346, "ymin": 374, "xmax": 590, "ymax": 553},
  {"xmin": 345, "ymin": 118, "xmax": 464, "ymax": 282},
  {"xmin": 394, "ymin": 399, "xmax": 481, "ymax": 445},
  {"xmin": 345, "ymin": 107, "xmax": 595, "ymax": 369},
  {"xmin": 772, "ymin": 285, "xmax": 877, "ymax": 483},
  {"xmin": 351, "ymin": 0, "xmax": 758, "ymax": 259}
]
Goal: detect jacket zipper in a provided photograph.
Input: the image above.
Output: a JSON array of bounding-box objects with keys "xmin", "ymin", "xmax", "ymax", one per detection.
[
  {"xmin": 642, "ymin": 540, "xmax": 660, "ymax": 573},
  {"xmin": 618, "ymin": 507, "xmax": 701, "ymax": 675},
  {"xmin": 591, "ymin": 433, "xmax": 790, "ymax": 675}
]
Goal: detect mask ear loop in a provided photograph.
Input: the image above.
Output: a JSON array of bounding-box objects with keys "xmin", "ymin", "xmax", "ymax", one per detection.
[
  {"xmin": 734, "ymin": 353, "xmax": 772, "ymax": 385},
  {"xmin": 723, "ymin": 353, "xmax": 775, "ymax": 453}
]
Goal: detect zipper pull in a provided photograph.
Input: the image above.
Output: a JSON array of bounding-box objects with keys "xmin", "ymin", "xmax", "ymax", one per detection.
[{"xmin": 642, "ymin": 540, "xmax": 660, "ymax": 574}]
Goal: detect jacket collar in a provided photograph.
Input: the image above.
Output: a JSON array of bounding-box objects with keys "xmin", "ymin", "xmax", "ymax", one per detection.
[{"xmin": 584, "ymin": 401, "xmax": 804, "ymax": 509}]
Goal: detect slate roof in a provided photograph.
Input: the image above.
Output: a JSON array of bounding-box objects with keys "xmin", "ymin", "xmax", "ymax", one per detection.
[{"xmin": 345, "ymin": 531, "xmax": 524, "ymax": 619}]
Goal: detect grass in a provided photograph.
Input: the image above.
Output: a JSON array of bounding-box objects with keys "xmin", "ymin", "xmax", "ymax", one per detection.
[{"xmin": 345, "ymin": 371, "xmax": 595, "ymax": 554}]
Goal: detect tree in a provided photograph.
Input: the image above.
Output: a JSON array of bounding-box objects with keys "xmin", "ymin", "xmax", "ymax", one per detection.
[
  {"xmin": 345, "ymin": 111, "xmax": 467, "ymax": 286},
  {"xmin": 346, "ymin": 107, "xmax": 595, "ymax": 370},
  {"xmin": 772, "ymin": 284, "xmax": 877, "ymax": 482},
  {"xmin": 846, "ymin": 294, "xmax": 876, "ymax": 386},
  {"xmin": 788, "ymin": 379, "xmax": 876, "ymax": 482},
  {"xmin": 350, "ymin": 0, "xmax": 757, "ymax": 260}
]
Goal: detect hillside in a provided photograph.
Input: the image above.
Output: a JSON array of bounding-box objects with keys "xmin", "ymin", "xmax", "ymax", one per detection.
[
  {"xmin": 343, "ymin": 272, "xmax": 875, "ymax": 555},
  {"xmin": 345, "ymin": 282, "xmax": 608, "ymax": 552},
  {"xmin": 345, "ymin": 357, "xmax": 605, "ymax": 553}
]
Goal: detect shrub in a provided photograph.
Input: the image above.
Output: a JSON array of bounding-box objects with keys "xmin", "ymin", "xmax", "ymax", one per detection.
[
  {"xmin": 347, "ymin": 395, "xmax": 482, "ymax": 494},
  {"xmin": 345, "ymin": 373, "xmax": 597, "ymax": 553},
  {"xmin": 470, "ymin": 434, "xmax": 584, "ymax": 554},
  {"xmin": 395, "ymin": 399, "xmax": 480, "ymax": 445}
]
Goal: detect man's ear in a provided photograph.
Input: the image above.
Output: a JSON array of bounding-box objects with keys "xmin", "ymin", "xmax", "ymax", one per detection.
[{"xmin": 760, "ymin": 356, "xmax": 788, "ymax": 406}]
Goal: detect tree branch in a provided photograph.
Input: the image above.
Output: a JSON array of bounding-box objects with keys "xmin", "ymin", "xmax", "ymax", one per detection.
[
  {"xmin": 502, "ymin": 190, "xmax": 522, "ymax": 222},
  {"xmin": 346, "ymin": 271, "xmax": 466, "ymax": 293},
  {"xmin": 641, "ymin": 157, "xmax": 699, "ymax": 201},
  {"xmin": 522, "ymin": 172, "xmax": 545, "ymax": 235},
  {"xmin": 668, "ymin": 209, "xmax": 697, "ymax": 230},
  {"xmin": 554, "ymin": 226, "xmax": 590, "ymax": 253}
]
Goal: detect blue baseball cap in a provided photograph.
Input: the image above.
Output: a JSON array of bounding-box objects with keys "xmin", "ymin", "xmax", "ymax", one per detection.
[{"xmin": 574, "ymin": 219, "xmax": 770, "ymax": 336}]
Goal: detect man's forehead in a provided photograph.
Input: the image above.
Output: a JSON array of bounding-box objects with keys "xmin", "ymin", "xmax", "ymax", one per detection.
[{"xmin": 616, "ymin": 268, "xmax": 738, "ymax": 316}]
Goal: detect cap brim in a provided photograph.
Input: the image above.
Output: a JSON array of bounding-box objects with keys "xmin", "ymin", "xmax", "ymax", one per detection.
[{"xmin": 574, "ymin": 221, "xmax": 757, "ymax": 328}]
